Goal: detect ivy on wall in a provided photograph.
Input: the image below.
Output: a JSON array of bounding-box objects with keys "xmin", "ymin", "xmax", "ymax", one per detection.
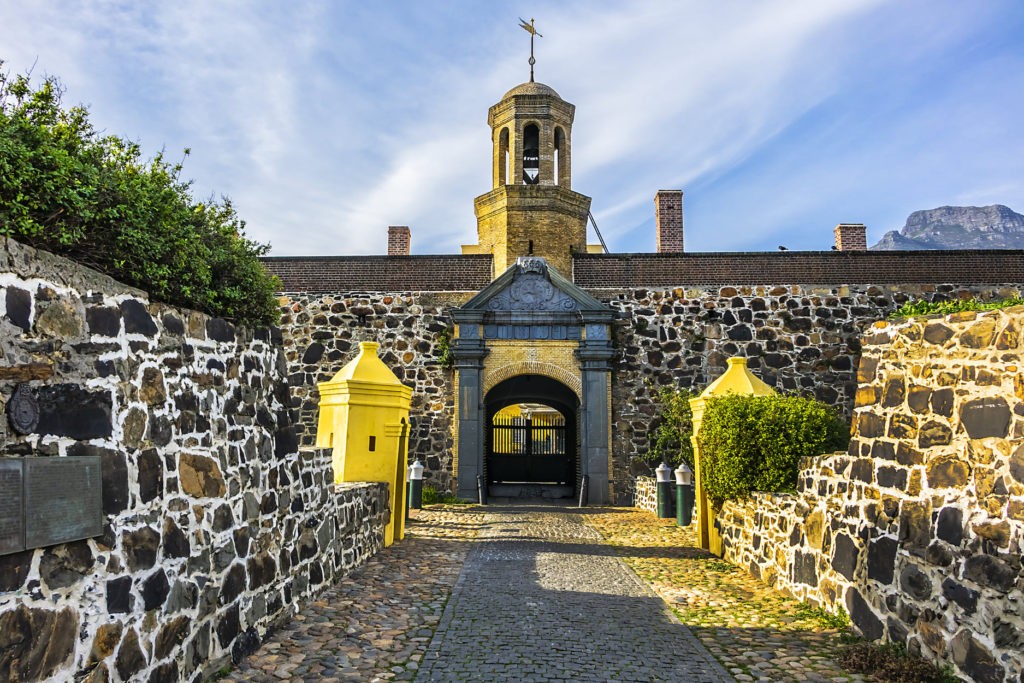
[{"xmin": 889, "ymin": 296, "xmax": 1024, "ymax": 320}]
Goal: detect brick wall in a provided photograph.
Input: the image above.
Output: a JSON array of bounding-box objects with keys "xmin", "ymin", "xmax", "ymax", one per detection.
[
  {"xmin": 572, "ymin": 250, "xmax": 1024, "ymax": 287},
  {"xmin": 263, "ymin": 255, "xmax": 492, "ymax": 292},
  {"xmin": 265, "ymin": 250, "xmax": 1024, "ymax": 294}
]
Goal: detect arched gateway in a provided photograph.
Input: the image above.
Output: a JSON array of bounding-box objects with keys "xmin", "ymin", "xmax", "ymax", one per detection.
[
  {"xmin": 451, "ymin": 257, "xmax": 616, "ymax": 503},
  {"xmin": 486, "ymin": 374, "xmax": 578, "ymax": 498}
]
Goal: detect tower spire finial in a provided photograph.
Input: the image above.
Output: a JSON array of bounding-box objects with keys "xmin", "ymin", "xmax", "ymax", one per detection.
[{"xmin": 518, "ymin": 17, "xmax": 542, "ymax": 82}]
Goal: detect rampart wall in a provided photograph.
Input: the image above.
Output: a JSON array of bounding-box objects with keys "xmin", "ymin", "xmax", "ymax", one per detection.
[
  {"xmin": 0, "ymin": 238, "xmax": 390, "ymax": 683},
  {"xmin": 276, "ymin": 291, "xmax": 472, "ymax": 493},
  {"xmin": 716, "ymin": 307, "xmax": 1024, "ymax": 682},
  {"xmin": 266, "ymin": 253, "xmax": 1021, "ymax": 502}
]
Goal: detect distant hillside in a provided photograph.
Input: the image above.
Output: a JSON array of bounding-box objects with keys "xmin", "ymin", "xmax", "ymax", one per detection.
[{"xmin": 870, "ymin": 205, "xmax": 1024, "ymax": 250}]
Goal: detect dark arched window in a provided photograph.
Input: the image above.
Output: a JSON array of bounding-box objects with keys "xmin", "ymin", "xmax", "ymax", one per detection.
[
  {"xmin": 498, "ymin": 127, "xmax": 510, "ymax": 186},
  {"xmin": 522, "ymin": 124, "xmax": 540, "ymax": 184}
]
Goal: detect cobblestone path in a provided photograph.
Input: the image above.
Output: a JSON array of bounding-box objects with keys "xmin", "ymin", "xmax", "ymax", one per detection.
[
  {"xmin": 585, "ymin": 510, "xmax": 868, "ymax": 683},
  {"xmin": 227, "ymin": 507, "xmax": 487, "ymax": 682},
  {"xmin": 415, "ymin": 505, "xmax": 731, "ymax": 682},
  {"xmin": 231, "ymin": 505, "xmax": 860, "ymax": 682}
]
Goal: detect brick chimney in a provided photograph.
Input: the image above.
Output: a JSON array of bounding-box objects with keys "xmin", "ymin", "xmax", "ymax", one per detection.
[
  {"xmin": 655, "ymin": 190, "xmax": 684, "ymax": 253},
  {"xmin": 833, "ymin": 223, "xmax": 867, "ymax": 251},
  {"xmin": 387, "ymin": 226, "xmax": 411, "ymax": 256}
]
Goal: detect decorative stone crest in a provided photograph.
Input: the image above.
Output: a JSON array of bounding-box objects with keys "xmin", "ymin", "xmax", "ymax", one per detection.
[
  {"xmin": 487, "ymin": 273, "xmax": 579, "ymax": 312},
  {"xmin": 510, "ymin": 276, "xmax": 555, "ymax": 307},
  {"xmin": 7, "ymin": 383, "xmax": 39, "ymax": 435}
]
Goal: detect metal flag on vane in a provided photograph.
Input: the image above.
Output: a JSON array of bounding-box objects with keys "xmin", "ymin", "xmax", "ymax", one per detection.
[{"xmin": 518, "ymin": 17, "xmax": 542, "ymax": 82}]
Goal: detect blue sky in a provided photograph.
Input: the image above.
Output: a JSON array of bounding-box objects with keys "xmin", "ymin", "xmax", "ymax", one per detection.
[{"xmin": 2, "ymin": 1, "xmax": 1022, "ymax": 255}]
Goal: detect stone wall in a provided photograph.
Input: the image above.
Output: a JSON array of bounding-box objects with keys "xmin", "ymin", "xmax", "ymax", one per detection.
[
  {"xmin": 716, "ymin": 307, "xmax": 1024, "ymax": 683},
  {"xmin": 277, "ymin": 291, "xmax": 473, "ymax": 493},
  {"xmin": 634, "ymin": 476, "xmax": 657, "ymax": 514},
  {"xmin": 0, "ymin": 238, "xmax": 391, "ymax": 683},
  {"xmin": 597, "ymin": 283, "xmax": 1021, "ymax": 504}
]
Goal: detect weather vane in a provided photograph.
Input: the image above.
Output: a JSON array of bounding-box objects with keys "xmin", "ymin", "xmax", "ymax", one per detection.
[{"xmin": 518, "ymin": 17, "xmax": 542, "ymax": 82}]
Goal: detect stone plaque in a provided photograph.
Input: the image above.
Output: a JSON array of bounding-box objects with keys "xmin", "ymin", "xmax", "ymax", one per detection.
[
  {"xmin": 24, "ymin": 456, "xmax": 103, "ymax": 549},
  {"xmin": 0, "ymin": 461, "xmax": 24, "ymax": 555}
]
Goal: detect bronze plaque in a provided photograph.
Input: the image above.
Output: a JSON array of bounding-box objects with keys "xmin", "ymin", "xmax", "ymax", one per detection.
[
  {"xmin": 24, "ymin": 457, "xmax": 103, "ymax": 549},
  {"xmin": 0, "ymin": 461, "xmax": 24, "ymax": 555}
]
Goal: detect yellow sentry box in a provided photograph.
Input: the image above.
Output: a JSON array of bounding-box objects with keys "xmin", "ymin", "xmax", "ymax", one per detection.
[{"xmin": 316, "ymin": 342, "xmax": 412, "ymax": 546}]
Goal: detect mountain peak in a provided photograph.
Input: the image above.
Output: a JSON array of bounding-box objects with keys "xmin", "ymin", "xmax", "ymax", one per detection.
[{"xmin": 871, "ymin": 204, "xmax": 1024, "ymax": 250}]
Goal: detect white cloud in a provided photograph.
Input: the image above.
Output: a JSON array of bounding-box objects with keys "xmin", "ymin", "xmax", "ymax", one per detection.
[{"xmin": 1, "ymin": 0, "xmax": 1022, "ymax": 256}]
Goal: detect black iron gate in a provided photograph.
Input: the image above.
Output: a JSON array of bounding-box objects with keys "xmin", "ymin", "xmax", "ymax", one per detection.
[{"xmin": 488, "ymin": 414, "xmax": 571, "ymax": 484}]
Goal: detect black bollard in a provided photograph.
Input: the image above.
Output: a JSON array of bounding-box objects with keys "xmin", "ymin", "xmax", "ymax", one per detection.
[
  {"xmin": 477, "ymin": 474, "xmax": 487, "ymax": 505},
  {"xmin": 656, "ymin": 463, "xmax": 674, "ymax": 518}
]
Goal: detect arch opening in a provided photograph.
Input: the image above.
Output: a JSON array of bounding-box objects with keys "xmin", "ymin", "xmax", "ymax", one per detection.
[
  {"xmin": 498, "ymin": 127, "xmax": 510, "ymax": 186},
  {"xmin": 554, "ymin": 126, "xmax": 566, "ymax": 187},
  {"xmin": 522, "ymin": 123, "xmax": 540, "ymax": 185},
  {"xmin": 485, "ymin": 374, "xmax": 578, "ymax": 496}
]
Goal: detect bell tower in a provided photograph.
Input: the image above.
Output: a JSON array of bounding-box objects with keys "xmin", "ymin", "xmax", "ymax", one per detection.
[{"xmin": 468, "ymin": 81, "xmax": 593, "ymax": 277}]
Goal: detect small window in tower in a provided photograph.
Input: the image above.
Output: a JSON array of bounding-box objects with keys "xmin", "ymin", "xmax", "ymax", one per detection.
[
  {"xmin": 554, "ymin": 127, "xmax": 568, "ymax": 187},
  {"xmin": 554, "ymin": 127, "xmax": 563, "ymax": 186},
  {"xmin": 528, "ymin": 240, "xmax": 534, "ymax": 255},
  {"xmin": 498, "ymin": 127, "xmax": 510, "ymax": 186},
  {"xmin": 523, "ymin": 124, "xmax": 540, "ymax": 184},
  {"xmin": 368, "ymin": 435, "xmax": 376, "ymax": 452}
]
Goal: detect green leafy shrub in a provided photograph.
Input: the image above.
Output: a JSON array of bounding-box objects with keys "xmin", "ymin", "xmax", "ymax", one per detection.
[
  {"xmin": 647, "ymin": 386, "xmax": 695, "ymax": 469},
  {"xmin": 889, "ymin": 296, "xmax": 1024, "ymax": 320},
  {"xmin": 698, "ymin": 393, "xmax": 848, "ymax": 505},
  {"xmin": 0, "ymin": 65, "xmax": 280, "ymax": 326}
]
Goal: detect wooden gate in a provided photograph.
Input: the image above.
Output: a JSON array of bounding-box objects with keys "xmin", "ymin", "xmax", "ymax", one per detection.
[{"xmin": 488, "ymin": 414, "xmax": 570, "ymax": 484}]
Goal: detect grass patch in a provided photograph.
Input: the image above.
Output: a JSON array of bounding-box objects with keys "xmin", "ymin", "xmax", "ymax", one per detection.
[
  {"xmin": 889, "ymin": 296, "xmax": 1024, "ymax": 319},
  {"xmin": 421, "ymin": 485, "xmax": 473, "ymax": 506},
  {"xmin": 704, "ymin": 560, "xmax": 734, "ymax": 573},
  {"xmin": 794, "ymin": 602, "xmax": 851, "ymax": 629},
  {"xmin": 837, "ymin": 640, "xmax": 958, "ymax": 683}
]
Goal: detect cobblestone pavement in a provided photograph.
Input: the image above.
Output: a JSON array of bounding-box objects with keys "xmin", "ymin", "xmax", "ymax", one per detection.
[
  {"xmin": 584, "ymin": 510, "xmax": 868, "ymax": 683},
  {"xmin": 230, "ymin": 505, "xmax": 860, "ymax": 682},
  {"xmin": 226, "ymin": 506, "xmax": 488, "ymax": 682},
  {"xmin": 415, "ymin": 504, "xmax": 731, "ymax": 682}
]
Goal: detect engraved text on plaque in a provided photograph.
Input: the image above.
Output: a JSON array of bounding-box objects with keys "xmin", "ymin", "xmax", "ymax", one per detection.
[
  {"xmin": 0, "ymin": 461, "xmax": 24, "ymax": 554},
  {"xmin": 24, "ymin": 457, "xmax": 103, "ymax": 549}
]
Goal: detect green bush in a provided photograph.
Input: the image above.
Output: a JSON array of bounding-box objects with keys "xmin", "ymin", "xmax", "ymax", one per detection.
[
  {"xmin": 698, "ymin": 393, "xmax": 848, "ymax": 505},
  {"xmin": 889, "ymin": 296, "xmax": 1024, "ymax": 320},
  {"xmin": 647, "ymin": 386, "xmax": 695, "ymax": 469},
  {"xmin": 0, "ymin": 65, "xmax": 280, "ymax": 327}
]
